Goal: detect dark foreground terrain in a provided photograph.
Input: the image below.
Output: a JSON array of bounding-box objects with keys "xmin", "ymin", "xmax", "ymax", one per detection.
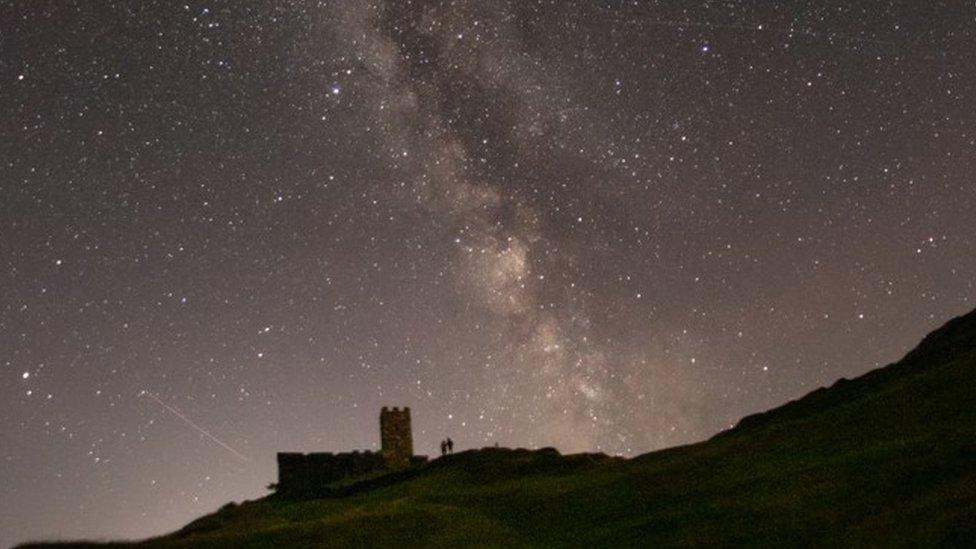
[{"xmin": 22, "ymin": 310, "xmax": 976, "ymax": 547}]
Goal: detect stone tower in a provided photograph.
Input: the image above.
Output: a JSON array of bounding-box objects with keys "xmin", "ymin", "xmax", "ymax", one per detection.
[{"xmin": 380, "ymin": 406, "xmax": 413, "ymax": 469}]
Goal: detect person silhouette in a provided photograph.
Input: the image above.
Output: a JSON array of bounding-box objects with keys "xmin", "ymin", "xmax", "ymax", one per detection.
[
  {"xmin": 440, "ymin": 440, "xmax": 447, "ymax": 456},
  {"xmin": 446, "ymin": 437, "xmax": 454, "ymax": 454}
]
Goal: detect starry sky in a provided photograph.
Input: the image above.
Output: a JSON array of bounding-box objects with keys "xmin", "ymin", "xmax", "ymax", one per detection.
[{"xmin": 2, "ymin": 0, "xmax": 975, "ymax": 545}]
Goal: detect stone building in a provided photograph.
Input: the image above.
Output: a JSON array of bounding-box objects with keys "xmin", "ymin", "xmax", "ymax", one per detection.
[
  {"xmin": 276, "ymin": 407, "xmax": 425, "ymax": 494},
  {"xmin": 276, "ymin": 450, "xmax": 385, "ymax": 491}
]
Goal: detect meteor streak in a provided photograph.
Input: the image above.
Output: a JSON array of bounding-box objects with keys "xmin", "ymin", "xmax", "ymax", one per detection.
[{"xmin": 142, "ymin": 391, "xmax": 250, "ymax": 463}]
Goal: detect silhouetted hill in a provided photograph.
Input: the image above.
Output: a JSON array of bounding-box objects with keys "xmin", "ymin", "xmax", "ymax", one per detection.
[{"xmin": 21, "ymin": 310, "xmax": 976, "ymax": 547}]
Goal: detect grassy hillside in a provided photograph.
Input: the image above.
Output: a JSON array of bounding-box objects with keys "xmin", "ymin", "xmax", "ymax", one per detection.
[{"xmin": 22, "ymin": 310, "xmax": 976, "ymax": 547}]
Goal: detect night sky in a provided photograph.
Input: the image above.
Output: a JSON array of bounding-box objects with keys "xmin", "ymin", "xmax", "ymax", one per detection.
[{"xmin": 2, "ymin": 1, "xmax": 975, "ymax": 545}]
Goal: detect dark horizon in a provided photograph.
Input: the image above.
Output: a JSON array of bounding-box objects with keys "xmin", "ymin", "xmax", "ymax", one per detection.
[{"xmin": 3, "ymin": 1, "xmax": 975, "ymax": 546}]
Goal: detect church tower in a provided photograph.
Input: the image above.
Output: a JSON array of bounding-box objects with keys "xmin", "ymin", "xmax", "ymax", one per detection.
[{"xmin": 380, "ymin": 406, "xmax": 413, "ymax": 469}]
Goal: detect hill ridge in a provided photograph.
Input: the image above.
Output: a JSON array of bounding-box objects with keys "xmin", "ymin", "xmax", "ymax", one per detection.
[{"xmin": 726, "ymin": 307, "xmax": 976, "ymax": 436}]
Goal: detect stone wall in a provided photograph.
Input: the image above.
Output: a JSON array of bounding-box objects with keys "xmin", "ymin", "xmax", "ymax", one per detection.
[{"xmin": 276, "ymin": 451, "xmax": 385, "ymax": 493}]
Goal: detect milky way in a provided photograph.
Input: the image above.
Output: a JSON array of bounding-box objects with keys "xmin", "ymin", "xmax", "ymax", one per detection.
[{"xmin": 2, "ymin": 1, "xmax": 975, "ymax": 545}]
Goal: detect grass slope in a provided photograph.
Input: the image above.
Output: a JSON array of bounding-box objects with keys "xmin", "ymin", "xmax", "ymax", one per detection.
[{"xmin": 22, "ymin": 310, "xmax": 976, "ymax": 547}]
